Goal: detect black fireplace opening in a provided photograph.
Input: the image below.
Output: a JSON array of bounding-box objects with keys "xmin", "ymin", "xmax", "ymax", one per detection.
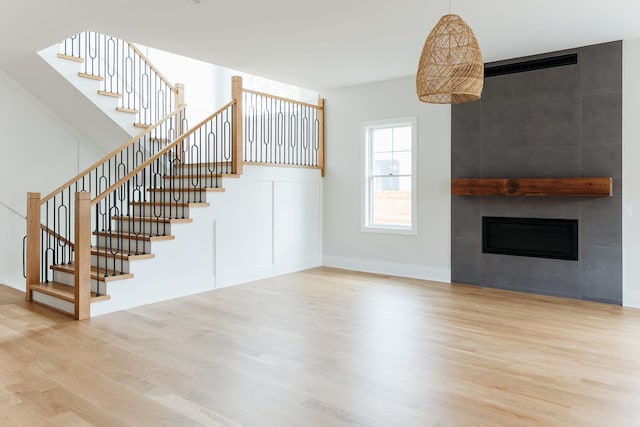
[{"xmin": 482, "ymin": 217, "xmax": 578, "ymax": 261}]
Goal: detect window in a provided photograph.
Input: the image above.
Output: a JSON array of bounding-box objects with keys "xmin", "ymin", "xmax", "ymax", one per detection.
[{"xmin": 362, "ymin": 117, "xmax": 417, "ymax": 234}]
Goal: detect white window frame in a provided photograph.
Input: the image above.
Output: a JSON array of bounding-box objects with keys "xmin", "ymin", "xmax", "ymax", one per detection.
[{"xmin": 361, "ymin": 117, "xmax": 418, "ymax": 235}]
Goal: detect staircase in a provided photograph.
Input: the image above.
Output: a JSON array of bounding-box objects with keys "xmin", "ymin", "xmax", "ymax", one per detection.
[{"xmin": 24, "ymin": 31, "xmax": 325, "ymax": 319}]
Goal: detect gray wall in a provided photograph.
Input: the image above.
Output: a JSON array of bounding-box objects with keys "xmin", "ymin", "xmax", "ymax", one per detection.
[{"xmin": 451, "ymin": 41, "xmax": 622, "ymax": 304}]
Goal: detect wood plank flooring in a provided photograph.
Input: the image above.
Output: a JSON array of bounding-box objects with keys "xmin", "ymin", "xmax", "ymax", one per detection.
[{"xmin": 2, "ymin": 267, "xmax": 640, "ymax": 426}]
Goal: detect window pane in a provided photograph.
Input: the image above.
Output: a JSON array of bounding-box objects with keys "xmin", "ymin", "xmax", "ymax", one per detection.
[
  {"xmin": 372, "ymin": 128, "xmax": 393, "ymax": 153},
  {"xmin": 370, "ymin": 176, "xmax": 412, "ymax": 227},
  {"xmin": 373, "ymin": 153, "xmax": 397, "ymax": 175},
  {"xmin": 394, "ymin": 150, "xmax": 412, "ymax": 175},
  {"xmin": 393, "ymin": 126, "xmax": 412, "ymax": 151}
]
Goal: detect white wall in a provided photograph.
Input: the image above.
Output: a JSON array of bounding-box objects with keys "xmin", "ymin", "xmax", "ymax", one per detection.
[
  {"xmin": 322, "ymin": 76, "xmax": 451, "ymax": 282},
  {"xmin": 92, "ymin": 165, "xmax": 323, "ymax": 316},
  {"xmin": 0, "ymin": 69, "xmax": 103, "ymax": 289},
  {"xmin": 623, "ymin": 38, "xmax": 640, "ymax": 308}
]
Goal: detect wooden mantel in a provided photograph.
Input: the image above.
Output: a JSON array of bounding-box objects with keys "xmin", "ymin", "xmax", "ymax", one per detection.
[{"xmin": 451, "ymin": 177, "xmax": 612, "ymax": 197}]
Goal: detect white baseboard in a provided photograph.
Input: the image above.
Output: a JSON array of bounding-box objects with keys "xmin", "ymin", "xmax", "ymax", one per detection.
[
  {"xmin": 275, "ymin": 257, "xmax": 322, "ymax": 276},
  {"xmin": 322, "ymin": 255, "xmax": 451, "ymax": 283},
  {"xmin": 216, "ymin": 265, "xmax": 275, "ymax": 289},
  {"xmin": 0, "ymin": 278, "xmax": 22, "ymax": 292},
  {"xmin": 623, "ymin": 287, "xmax": 640, "ymax": 308}
]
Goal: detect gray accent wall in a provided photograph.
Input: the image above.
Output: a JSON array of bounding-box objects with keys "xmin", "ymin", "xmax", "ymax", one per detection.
[{"xmin": 451, "ymin": 41, "xmax": 622, "ymax": 304}]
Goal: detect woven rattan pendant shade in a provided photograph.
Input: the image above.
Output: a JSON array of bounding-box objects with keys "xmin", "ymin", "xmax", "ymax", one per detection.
[{"xmin": 416, "ymin": 14, "xmax": 484, "ymax": 104}]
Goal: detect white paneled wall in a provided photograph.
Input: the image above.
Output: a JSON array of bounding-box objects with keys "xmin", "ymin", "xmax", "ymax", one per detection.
[{"xmin": 92, "ymin": 166, "xmax": 323, "ymax": 316}]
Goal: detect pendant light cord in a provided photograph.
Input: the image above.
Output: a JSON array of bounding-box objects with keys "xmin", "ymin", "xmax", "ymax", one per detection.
[{"xmin": 449, "ymin": 0, "xmax": 451, "ymax": 14}]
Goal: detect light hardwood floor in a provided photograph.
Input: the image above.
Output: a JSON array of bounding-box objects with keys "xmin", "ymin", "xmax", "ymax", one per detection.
[{"xmin": 1, "ymin": 267, "xmax": 640, "ymax": 426}]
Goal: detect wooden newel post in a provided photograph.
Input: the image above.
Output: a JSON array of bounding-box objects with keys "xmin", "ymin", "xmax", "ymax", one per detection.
[
  {"xmin": 74, "ymin": 191, "xmax": 91, "ymax": 320},
  {"xmin": 318, "ymin": 98, "xmax": 325, "ymax": 177},
  {"xmin": 25, "ymin": 192, "xmax": 41, "ymax": 301},
  {"xmin": 231, "ymin": 76, "xmax": 243, "ymax": 176},
  {"xmin": 175, "ymin": 83, "xmax": 185, "ymax": 134}
]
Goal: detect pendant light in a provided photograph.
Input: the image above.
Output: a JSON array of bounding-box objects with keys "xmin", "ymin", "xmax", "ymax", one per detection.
[{"xmin": 416, "ymin": 2, "xmax": 484, "ymax": 104}]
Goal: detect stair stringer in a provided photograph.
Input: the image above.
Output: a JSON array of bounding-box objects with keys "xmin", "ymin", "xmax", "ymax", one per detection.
[
  {"xmin": 2, "ymin": 51, "xmax": 131, "ymax": 153},
  {"xmin": 37, "ymin": 44, "xmax": 140, "ymax": 137},
  {"xmin": 89, "ymin": 165, "xmax": 323, "ymax": 317}
]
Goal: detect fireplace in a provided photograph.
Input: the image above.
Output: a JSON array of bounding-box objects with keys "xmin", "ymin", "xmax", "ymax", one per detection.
[{"xmin": 482, "ymin": 217, "xmax": 578, "ymax": 261}]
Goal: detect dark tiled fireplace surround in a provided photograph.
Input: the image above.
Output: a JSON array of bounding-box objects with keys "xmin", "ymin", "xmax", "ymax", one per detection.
[{"xmin": 451, "ymin": 41, "xmax": 622, "ymax": 304}]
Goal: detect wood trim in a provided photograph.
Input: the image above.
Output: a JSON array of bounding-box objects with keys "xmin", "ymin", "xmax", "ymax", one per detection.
[
  {"xmin": 92, "ymin": 231, "xmax": 175, "ymax": 242},
  {"xmin": 317, "ymin": 98, "xmax": 325, "ymax": 177},
  {"xmin": 129, "ymin": 201, "xmax": 210, "ymax": 208},
  {"xmin": 451, "ymin": 177, "xmax": 613, "ymax": 197},
  {"xmin": 78, "ymin": 72, "xmax": 103, "ymax": 81},
  {"xmin": 41, "ymin": 106, "xmax": 185, "ymax": 204},
  {"xmin": 126, "ymin": 42, "xmax": 177, "ymax": 93},
  {"xmin": 243, "ymin": 161, "xmax": 322, "ymax": 171},
  {"xmin": 232, "ymin": 76, "xmax": 243, "ymax": 176},
  {"xmin": 116, "ymin": 107, "xmax": 138, "ymax": 114},
  {"xmin": 163, "ymin": 174, "xmax": 240, "ymax": 179},
  {"xmin": 243, "ymin": 88, "xmax": 323, "ymax": 109},
  {"xmin": 74, "ymin": 192, "xmax": 91, "ymax": 320},
  {"xmin": 31, "ymin": 282, "xmax": 111, "ymax": 304},
  {"xmin": 91, "ymin": 101, "xmax": 235, "ymax": 206},
  {"xmin": 25, "ymin": 192, "xmax": 41, "ymax": 301},
  {"xmin": 146, "ymin": 187, "xmax": 225, "ymax": 193},
  {"xmin": 40, "ymin": 224, "xmax": 75, "ymax": 250},
  {"xmin": 111, "ymin": 216, "xmax": 193, "ymax": 224},
  {"xmin": 174, "ymin": 83, "xmax": 186, "ymax": 139},
  {"xmin": 57, "ymin": 53, "xmax": 83, "ymax": 63},
  {"xmin": 98, "ymin": 90, "xmax": 121, "ymax": 98}
]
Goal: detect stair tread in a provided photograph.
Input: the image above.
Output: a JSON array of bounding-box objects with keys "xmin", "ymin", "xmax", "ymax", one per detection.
[
  {"xmin": 111, "ymin": 215, "xmax": 193, "ymax": 224},
  {"xmin": 91, "ymin": 248, "xmax": 155, "ymax": 261},
  {"xmin": 50, "ymin": 263, "xmax": 134, "ymax": 282},
  {"xmin": 134, "ymin": 123, "xmax": 151, "ymax": 129},
  {"xmin": 93, "ymin": 230, "xmax": 175, "ymax": 241},
  {"xmin": 164, "ymin": 174, "xmax": 240, "ymax": 179},
  {"xmin": 116, "ymin": 107, "xmax": 138, "ymax": 114},
  {"xmin": 78, "ymin": 72, "xmax": 103, "ymax": 81},
  {"xmin": 31, "ymin": 282, "xmax": 110, "ymax": 303},
  {"xmin": 98, "ymin": 90, "xmax": 121, "ymax": 98},
  {"xmin": 177, "ymin": 161, "xmax": 233, "ymax": 167},
  {"xmin": 129, "ymin": 201, "xmax": 209, "ymax": 207},
  {"xmin": 147, "ymin": 187, "xmax": 225, "ymax": 192},
  {"xmin": 57, "ymin": 53, "xmax": 84, "ymax": 63}
]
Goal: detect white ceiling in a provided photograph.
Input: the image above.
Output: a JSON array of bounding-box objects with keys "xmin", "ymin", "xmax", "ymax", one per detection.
[{"xmin": 2, "ymin": 0, "xmax": 640, "ymax": 91}]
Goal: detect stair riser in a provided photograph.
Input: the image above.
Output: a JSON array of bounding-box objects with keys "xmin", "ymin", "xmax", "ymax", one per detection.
[
  {"xmin": 147, "ymin": 191, "xmax": 210, "ymax": 203},
  {"xmin": 112, "ymin": 220, "xmax": 173, "ymax": 236},
  {"xmin": 96, "ymin": 236, "xmax": 152, "ymax": 255},
  {"xmin": 131, "ymin": 205, "xmax": 193, "ymax": 219},
  {"xmin": 90, "ymin": 255, "xmax": 131, "ymax": 274},
  {"xmin": 51, "ymin": 271, "xmax": 107, "ymax": 294},
  {"xmin": 163, "ymin": 177, "xmax": 225, "ymax": 188},
  {"xmin": 174, "ymin": 164, "xmax": 233, "ymax": 176},
  {"xmin": 32, "ymin": 292, "xmax": 74, "ymax": 315}
]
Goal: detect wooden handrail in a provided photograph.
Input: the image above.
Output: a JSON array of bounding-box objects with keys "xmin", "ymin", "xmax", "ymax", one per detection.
[
  {"xmin": 91, "ymin": 100, "xmax": 236, "ymax": 206},
  {"xmin": 40, "ymin": 224, "xmax": 75, "ymax": 250},
  {"xmin": 127, "ymin": 42, "xmax": 177, "ymax": 94},
  {"xmin": 243, "ymin": 88, "xmax": 324, "ymax": 110},
  {"xmin": 41, "ymin": 105, "xmax": 186, "ymax": 205}
]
